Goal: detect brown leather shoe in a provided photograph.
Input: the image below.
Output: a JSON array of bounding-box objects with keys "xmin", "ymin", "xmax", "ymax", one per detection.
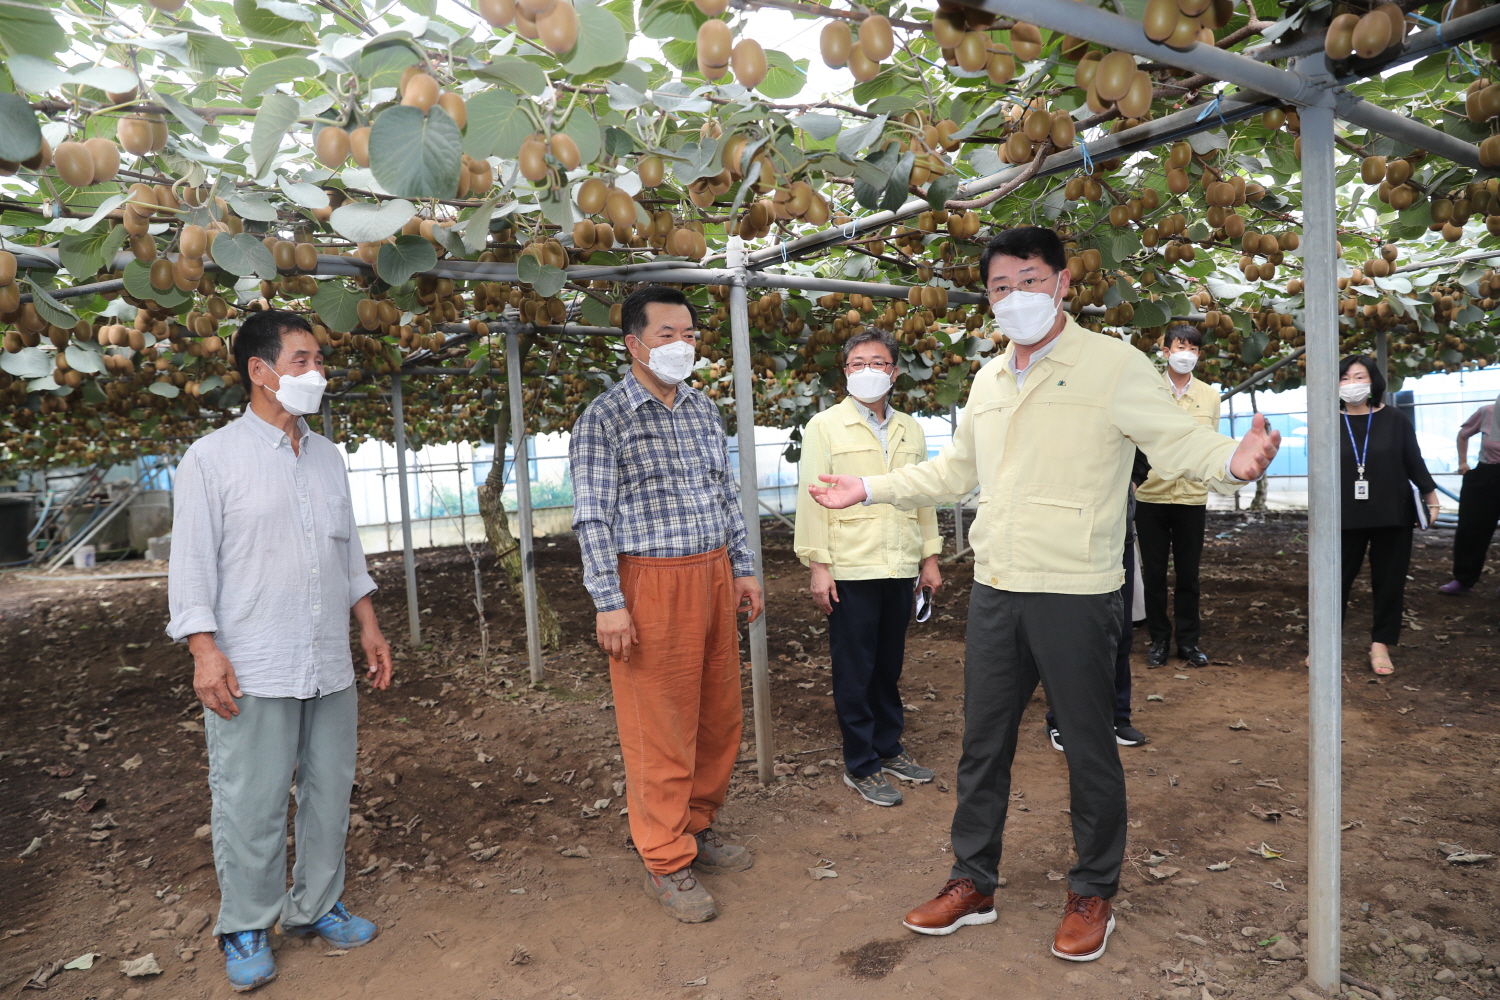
[
  {"xmin": 901, "ymin": 878, "xmax": 997, "ymax": 936},
  {"xmin": 1051, "ymin": 892, "xmax": 1115, "ymax": 962}
]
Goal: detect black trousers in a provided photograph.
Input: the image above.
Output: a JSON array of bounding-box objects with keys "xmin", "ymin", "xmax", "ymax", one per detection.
[
  {"xmin": 826, "ymin": 577, "xmax": 914, "ymax": 779},
  {"xmin": 1454, "ymin": 463, "xmax": 1500, "ymax": 588},
  {"xmin": 949, "ymin": 585, "xmax": 1126, "ymax": 899},
  {"xmin": 1341, "ymin": 525, "xmax": 1413, "ymax": 645},
  {"xmin": 1047, "ymin": 539, "xmax": 1134, "ymax": 729},
  {"xmin": 1135, "ymin": 501, "xmax": 1207, "ymax": 648}
]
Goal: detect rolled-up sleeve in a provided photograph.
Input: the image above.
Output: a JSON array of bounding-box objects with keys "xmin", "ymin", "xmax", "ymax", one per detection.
[
  {"xmin": 166, "ymin": 447, "xmax": 222, "ymax": 641},
  {"xmin": 569, "ymin": 407, "xmax": 626, "ymax": 612}
]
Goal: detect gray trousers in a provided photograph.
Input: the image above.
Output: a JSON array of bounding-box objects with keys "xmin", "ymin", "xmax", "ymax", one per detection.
[
  {"xmin": 204, "ymin": 686, "xmax": 357, "ymax": 935},
  {"xmin": 949, "ymin": 584, "xmax": 1127, "ymax": 899}
]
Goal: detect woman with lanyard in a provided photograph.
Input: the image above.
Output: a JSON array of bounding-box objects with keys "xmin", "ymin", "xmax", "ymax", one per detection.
[{"xmin": 1338, "ymin": 355, "xmax": 1440, "ymax": 676}]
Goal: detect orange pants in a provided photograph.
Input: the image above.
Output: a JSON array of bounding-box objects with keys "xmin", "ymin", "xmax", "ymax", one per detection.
[{"xmin": 611, "ymin": 547, "xmax": 743, "ymax": 875}]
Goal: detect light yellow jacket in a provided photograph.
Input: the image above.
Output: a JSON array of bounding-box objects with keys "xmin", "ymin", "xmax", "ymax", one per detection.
[
  {"xmin": 1135, "ymin": 372, "xmax": 1221, "ymax": 505},
  {"xmin": 866, "ymin": 317, "xmax": 1244, "ymax": 595},
  {"xmin": 795, "ymin": 396, "xmax": 942, "ymax": 580}
]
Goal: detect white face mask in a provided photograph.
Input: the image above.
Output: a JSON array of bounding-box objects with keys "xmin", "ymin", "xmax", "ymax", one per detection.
[
  {"xmin": 991, "ymin": 278, "xmax": 1063, "ymax": 346},
  {"xmin": 1167, "ymin": 350, "xmax": 1199, "ymax": 374},
  {"xmin": 261, "ymin": 365, "xmax": 327, "ymax": 416},
  {"xmin": 1339, "ymin": 382, "xmax": 1372, "ymax": 405},
  {"xmin": 846, "ymin": 367, "xmax": 893, "ymax": 403},
  {"xmin": 634, "ymin": 337, "xmax": 697, "ymax": 385}
]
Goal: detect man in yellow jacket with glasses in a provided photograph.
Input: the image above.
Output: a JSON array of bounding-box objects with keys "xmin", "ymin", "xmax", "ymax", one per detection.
[
  {"xmin": 809, "ymin": 227, "xmax": 1281, "ymax": 964},
  {"xmin": 795, "ymin": 329, "xmax": 943, "ymax": 808}
]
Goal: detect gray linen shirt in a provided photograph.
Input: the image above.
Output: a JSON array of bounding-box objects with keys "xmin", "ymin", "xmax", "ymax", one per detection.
[{"xmin": 166, "ymin": 409, "xmax": 376, "ymax": 699}]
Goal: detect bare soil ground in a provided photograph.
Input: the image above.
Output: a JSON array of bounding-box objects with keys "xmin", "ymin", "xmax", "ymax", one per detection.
[{"xmin": 2, "ymin": 511, "xmax": 1498, "ymax": 1000}]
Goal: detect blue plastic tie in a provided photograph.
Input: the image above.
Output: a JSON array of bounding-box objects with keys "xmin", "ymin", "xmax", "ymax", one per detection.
[
  {"xmin": 1195, "ymin": 94, "xmax": 1228, "ymax": 128},
  {"xmin": 780, "ymin": 241, "xmax": 789, "ymax": 262},
  {"xmin": 841, "ymin": 221, "xmax": 857, "ymax": 240},
  {"xmin": 1414, "ymin": 9, "xmax": 1477, "ymax": 75},
  {"xmin": 1079, "ymin": 140, "xmax": 1095, "ymax": 176}
]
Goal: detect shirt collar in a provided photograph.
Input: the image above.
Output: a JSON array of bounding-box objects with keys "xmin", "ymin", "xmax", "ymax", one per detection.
[
  {"xmin": 850, "ymin": 396, "xmax": 892, "ymax": 427},
  {"xmin": 241, "ymin": 407, "xmax": 309, "ymax": 450},
  {"xmin": 622, "ymin": 371, "xmax": 691, "ymax": 410},
  {"xmin": 1165, "ymin": 371, "xmax": 1194, "ymax": 398},
  {"xmin": 1003, "ymin": 315, "xmax": 1084, "ymax": 374}
]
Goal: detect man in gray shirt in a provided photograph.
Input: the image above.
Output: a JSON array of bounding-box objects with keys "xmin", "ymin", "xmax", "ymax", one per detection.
[{"xmin": 167, "ymin": 310, "xmax": 392, "ymax": 992}]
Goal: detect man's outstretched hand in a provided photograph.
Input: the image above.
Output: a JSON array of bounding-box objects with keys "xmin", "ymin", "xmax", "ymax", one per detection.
[
  {"xmin": 1229, "ymin": 412, "xmax": 1282, "ymax": 483},
  {"xmin": 807, "ymin": 474, "xmax": 868, "ymax": 510}
]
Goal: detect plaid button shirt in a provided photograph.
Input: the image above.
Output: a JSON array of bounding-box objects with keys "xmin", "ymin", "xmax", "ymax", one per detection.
[{"xmin": 569, "ymin": 373, "xmax": 754, "ymax": 612}]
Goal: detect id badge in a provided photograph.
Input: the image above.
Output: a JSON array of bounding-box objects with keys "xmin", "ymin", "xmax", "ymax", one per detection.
[{"xmin": 1354, "ymin": 479, "xmax": 1369, "ymax": 500}]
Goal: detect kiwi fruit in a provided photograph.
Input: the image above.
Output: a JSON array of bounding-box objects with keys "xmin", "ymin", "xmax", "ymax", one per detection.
[
  {"xmin": 820, "ymin": 20, "xmax": 853, "ymax": 68},
  {"xmin": 349, "ymin": 127, "xmax": 371, "ymax": 167},
  {"xmin": 54, "ymin": 141, "xmax": 94, "ymax": 188},
  {"xmin": 537, "ymin": 1, "xmax": 579, "ymax": 54},
  {"xmin": 932, "ymin": 10, "xmax": 966, "ymax": 48},
  {"xmin": 986, "ymin": 50, "xmax": 1016, "ymax": 85},
  {"xmin": 316, "ymin": 126, "xmax": 351, "ymax": 169},
  {"xmin": 517, "ymin": 0, "xmax": 556, "ymax": 17},
  {"xmin": 1376, "ymin": 2, "xmax": 1407, "ymax": 49},
  {"xmin": 149, "ymin": 258, "xmax": 174, "ymax": 292},
  {"xmin": 0, "ymin": 251, "xmax": 14, "ymax": 287},
  {"xmin": 578, "ymin": 177, "xmax": 608, "ymax": 214},
  {"xmin": 606, "ymin": 187, "xmax": 637, "ymax": 228},
  {"xmin": 478, "ymin": 0, "xmax": 515, "ymax": 27},
  {"xmin": 1385, "ymin": 158, "xmax": 1411, "ymax": 185},
  {"xmin": 1050, "ymin": 113, "xmax": 1076, "ymax": 148},
  {"xmin": 1095, "ymin": 50, "xmax": 1135, "ymax": 103},
  {"xmin": 1167, "ymin": 140, "xmax": 1193, "ymax": 169},
  {"xmin": 849, "ymin": 45, "xmax": 881, "ymax": 83},
  {"xmin": 957, "ymin": 32, "xmax": 989, "ymax": 73},
  {"xmin": 402, "ymin": 74, "xmax": 440, "ymax": 112},
  {"xmin": 1006, "ymin": 132, "xmax": 1032, "ymax": 163},
  {"xmin": 1167, "ymin": 14, "xmax": 1201, "ymax": 48},
  {"xmin": 1117, "ymin": 70, "xmax": 1153, "ymax": 119},
  {"xmin": 1075, "ymin": 51, "xmax": 1102, "ymax": 90},
  {"xmin": 547, "ymin": 133, "xmax": 579, "ymax": 171},
  {"xmin": 1143, "ymin": 0, "xmax": 1181, "ymax": 42},
  {"xmin": 83, "ymin": 138, "xmax": 120, "ymax": 183},
  {"xmin": 732, "ymin": 38, "xmax": 769, "ymax": 89},
  {"xmin": 518, "ymin": 137, "xmax": 549, "ymax": 182},
  {"xmin": 698, "ymin": 19, "xmax": 732, "ymax": 78},
  {"xmin": 118, "ymin": 116, "xmax": 154, "ymax": 156},
  {"xmin": 1010, "ymin": 22, "xmax": 1041, "ymax": 61},
  {"xmin": 180, "ymin": 224, "xmax": 207, "ymax": 259},
  {"xmin": 438, "ymin": 93, "xmax": 468, "ymax": 129},
  {"xmin": 859, "ymin": 14, "xmax": 894, "ymax": 60},
  {"xmin": 1351, "ymin": 10, "xmax": 1391, "ymax": 59},
  {"xmin": 695, "ymin": 0, "xmax": 728, "ymax": 11}
]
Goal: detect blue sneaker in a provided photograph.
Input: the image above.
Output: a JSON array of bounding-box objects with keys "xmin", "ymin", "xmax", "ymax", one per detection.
[
  {"xmin": 220, "ymin": 929, "xmax": 276, "ymax": 992},
  {"xmin": 284, "ymin": 901, "xmax": 379, "ymax": 949}
]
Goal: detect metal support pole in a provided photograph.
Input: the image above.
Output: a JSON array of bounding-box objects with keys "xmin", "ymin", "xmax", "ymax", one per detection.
[
  {"xmin": 390, "ymin": 374, "xmax": 421, "ymax": 646},
  {"xmin": 1296, "ymin": 82, "xmax": 1343, "ymax": 995},
  {"xmin": 506, "ymin": 329, "xmax": 544, "ymax": 686},
  {"xmin": 320, "ymin": 399, "xmax": 333, "ymax": 440},
  {"xmin": 1375, "ymin": 327, "xmax": 1389, "ymax": 385},
  {"xmin": 728, "ymin": 239, "xmax": 774, "ymax": 786}
]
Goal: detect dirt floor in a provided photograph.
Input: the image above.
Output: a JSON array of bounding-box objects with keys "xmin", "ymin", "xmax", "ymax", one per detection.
[{"xmin": 2, "ymin": 510, "xmax": 1498, "ymax": 1000}]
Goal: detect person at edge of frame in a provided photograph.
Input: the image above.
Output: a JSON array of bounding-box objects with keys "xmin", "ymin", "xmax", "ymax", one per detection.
[
  {"xmin": 567, "ymin": 284, "xmax": 764, "ymax": 924},
  {"xmin": 1135, "ymin": 324, "xmax": 1221, "ymax": 670},
  {"xmin": 1336, "ymin": 354, "xmax": 1440, "ymax": 676},
  {"xmin": 1044, "ymin": 446, "xmax": 1152, "ymax": 755},
  {"xmin": 166, "ymin": 309, "xmax": 394, "ymax": 993},
  {"xmin": 793, "ymin": 326, "xmax": 943, "ymax": 809},
  {"xmin": 806, "ymin": 226, "xmax": 1281, "ymax": 964},
  {"xmin": 1438, "ymin": 388, "xmax": 1500, "ymax": 598}
]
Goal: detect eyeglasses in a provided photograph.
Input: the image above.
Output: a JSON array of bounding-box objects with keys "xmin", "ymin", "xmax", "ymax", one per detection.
[
  {"xmin": 988, "ymin": 273, "xmax": 1058, "ymax": 298},
  {"xmin": 845, "ymin": 361, "xmax": 895, "ymax": 373}
]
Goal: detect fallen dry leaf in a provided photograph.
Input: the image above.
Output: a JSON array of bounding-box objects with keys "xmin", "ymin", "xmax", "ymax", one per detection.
[
  {"xmin": 1248, "ymin": 805, "xmax": 1282, "ymax": 822},
  {"xmin": 120, "ymin": 954, "xmax": 162, "ymax": 978},
  {"xmin": 120, "ymin": 754, "xmax": 143, "ymax": 772},
  {"xmin": 684, "ymin": 976, "xmax": 708, "ymax": 987},
  {"xmin": 1206, "ymin": 861, "xmax": 1232, "ymax": 871},
  {"xmin": 1228, "ymin": 719, "xmax": 1252, "ymax": 731}
]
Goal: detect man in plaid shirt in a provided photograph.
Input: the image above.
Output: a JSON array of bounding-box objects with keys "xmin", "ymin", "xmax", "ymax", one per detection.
[{"xmin": 569, "ymin": 284, "xmax": 762, "ymax": 923}]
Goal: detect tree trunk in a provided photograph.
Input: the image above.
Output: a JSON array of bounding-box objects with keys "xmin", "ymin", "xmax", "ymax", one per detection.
[{"xmin": 477, "ymin": 411, "xmax": 563, "ymax": 651}]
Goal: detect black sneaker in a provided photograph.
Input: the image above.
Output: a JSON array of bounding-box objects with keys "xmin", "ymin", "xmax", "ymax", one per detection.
[
  {"xmin": 1045, "ymin": 723, "xmax": 1064, "ymax": 753},
  {"xmin": 1146, "ymin": 640, "xmax": 1168, "ymax": 667},
  {"xmin": 1114, "ymin": 725, "xmax": 1148, "ymax": 747}
]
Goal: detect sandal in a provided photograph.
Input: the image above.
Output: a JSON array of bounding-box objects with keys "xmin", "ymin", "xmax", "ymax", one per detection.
[{"xmin": 1370, "ymin": 654, "xmax": 1394, "ymax": 676}]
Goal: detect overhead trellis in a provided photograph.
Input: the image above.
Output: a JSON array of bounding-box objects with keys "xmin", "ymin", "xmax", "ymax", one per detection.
[{"xmin": 0, "ymin": 0, "xmax": 1499, "ymax": 475}]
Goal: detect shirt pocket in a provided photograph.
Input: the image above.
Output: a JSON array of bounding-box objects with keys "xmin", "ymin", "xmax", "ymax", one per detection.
[
  {"xmin": 831, "ymin": 506, "xmax": 880, "ymax": 563},
  {"xmin": 320, "ymin": 494, "xmax": 353, "ymax": 541},
  {"xmin": 1011, "ymin": 484, "xmax": 1094, "ymax": 571}
]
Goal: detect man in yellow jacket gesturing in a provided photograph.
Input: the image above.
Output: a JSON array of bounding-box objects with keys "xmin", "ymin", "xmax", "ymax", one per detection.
[
  {"xmin": 795, "ymin": 329, "xmax": 943, "ymax": 808},
  {"xmin": 809, "ymin": 227, "xmax": 1281, "ymax": 964}
]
